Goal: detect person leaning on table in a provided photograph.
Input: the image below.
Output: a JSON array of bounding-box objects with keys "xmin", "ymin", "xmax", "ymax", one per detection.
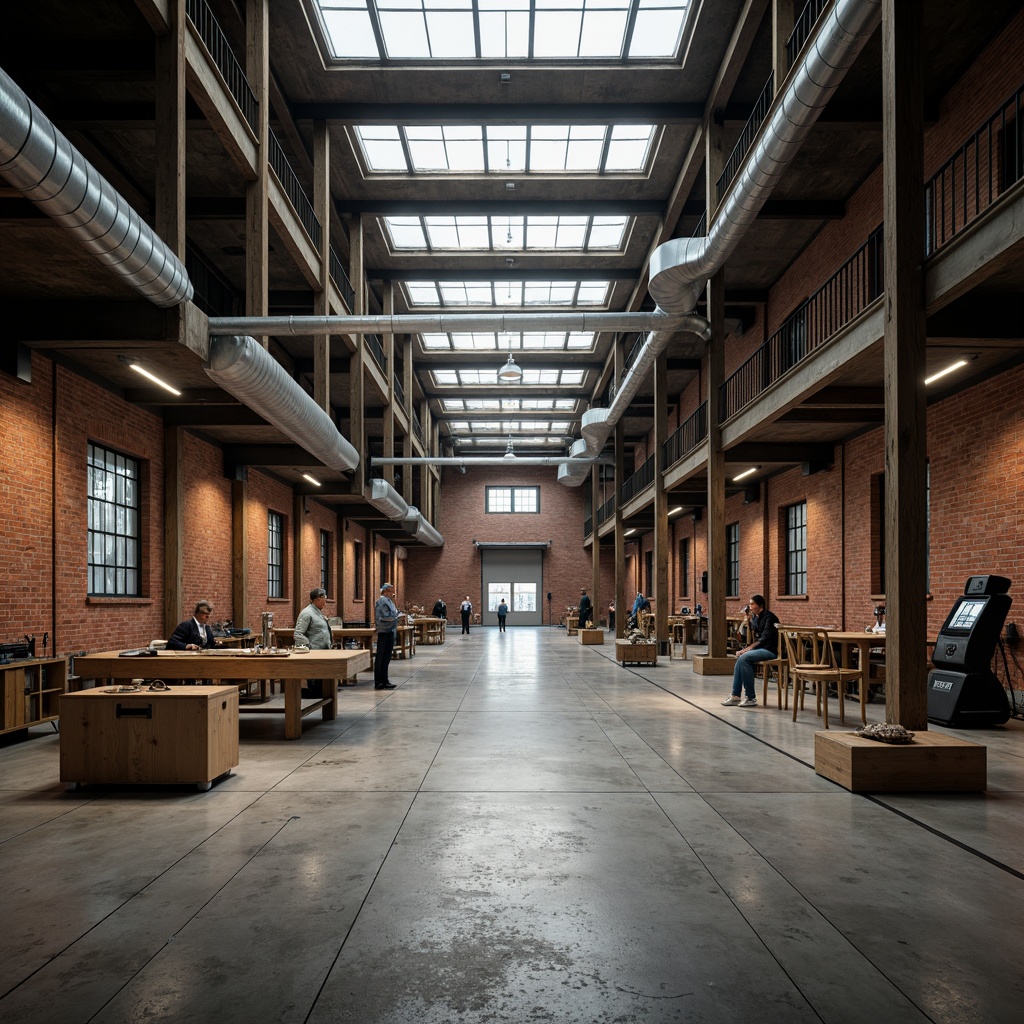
[
  {"xmin": 294, "ymin": 587, "xmax": 332, "ymax": 698},
  {"xmin": 374, "ymin": 582, "xmax": 399, "ymax": 690},
  {"xmin": 167, "ymin": 600, "xmax": 219, "ymax": 651}
]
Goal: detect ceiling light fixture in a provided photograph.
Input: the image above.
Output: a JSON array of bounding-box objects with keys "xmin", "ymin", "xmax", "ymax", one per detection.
[
  {"xmin": 125, "ymin": 360, "xmax": 181, "ymax": 396},
  {"xmin": 503, "ymin": 436, "xmax": 516, "ymax": 460},
  {"xmin": 924, "ymin": 359, "xmax": 968, "ymax": 386},
  {"xmin": 624, "ymin": 528, "xmax": 636, "ymax": 537},
  {"xmin": 498, "ymin": 331, "xmax": 523, "ymax": 384},
  {"xmin": 732, "ymin": 467, "xmax": 758, "ymax": 482},
  {"xmin": 302, "ymin": 474, "xmax": 321, "ymax": 486},
  {"xmin": 668, "ymin": 506, "xmax": 683, "ymax": 517}
]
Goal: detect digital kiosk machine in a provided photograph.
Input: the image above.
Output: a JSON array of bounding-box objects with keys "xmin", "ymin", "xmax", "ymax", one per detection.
[{"xmin": 927, "ymin": 574, "xmax": 1011, "ymax": 726}]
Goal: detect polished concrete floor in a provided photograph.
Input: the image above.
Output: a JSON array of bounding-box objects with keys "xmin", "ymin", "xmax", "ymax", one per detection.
[{"xmin": 2, "ymin": 627, "xmax": 1023, "ymax": 1024}]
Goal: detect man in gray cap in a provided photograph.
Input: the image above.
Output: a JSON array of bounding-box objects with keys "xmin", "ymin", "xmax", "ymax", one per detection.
[
  {"xmin": 374, "ymin": 582, "xmax": 399, "ymax": 690},
  {"xmin": 294, "ymin": 587, "xmax": 332, "ymax": 698}
]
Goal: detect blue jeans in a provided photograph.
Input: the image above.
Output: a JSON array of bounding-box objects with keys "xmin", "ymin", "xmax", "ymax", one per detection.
[{"xmin": 732, "ymin": 648, "xmax": 776, "ymax": 699}]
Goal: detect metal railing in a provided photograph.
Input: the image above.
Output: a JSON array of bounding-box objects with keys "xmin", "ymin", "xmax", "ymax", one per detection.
[
  {"xmin": 622, "ymin": 333, "xmax": 646, "ymax": 376},
  {"xmin": 184, "ymin": 243, "xmax": 241, "ymax": 317},
  {"xmin": 185, "ymin": 0, "xmax": 257, "ymax": 130},
  {"xmin": 621, "ymin": 455, "xmax": 655, "ymax": 505},
  {"xmin": 393, "ymin": 373, "xmax": 405, "ymax": 406},
  {"xmin": 692, "ymin": 210, "xmax": 707, "ymax": 238},
  {"xmin": 412, "ymin": 410, "xmax": 424, "ymax": 445},
  {"xmin": 583, "ymin": 514, "xmax": 593, "ymax": 537},
  {"xmin": 720, "ymin": 226, "xmax": 884, "ymax": 420},
  {"xmin": 786, "ymin": 0, "xmax": 829, "ymax": 67},
  {"xmin": 717, "ymin": 72, "xmax": 774, "ymax": 205},
  {"xmin": 662, "ymin": 402, "xmax": 708, "ymax": 470},
  {"xmin": 269, "ymin": 129, "xmax": 322, "ymax": 251},
  {"xmin": 364, "ymin": 333, "xmax": 386, "ymax": 372},
  {"xmin": 925, "ymin": 82, "xmax": 1024, "ymax": 256},
  {"xmin": 329, "ymin": 245, "xmax": 356, "ymax": 311},
  {"xmin": 596, "ymin": 494, "xmax": 616, "ymax": 526}
]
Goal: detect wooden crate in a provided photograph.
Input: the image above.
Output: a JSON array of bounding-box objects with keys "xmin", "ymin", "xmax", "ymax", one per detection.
[
  {"xmin": 615, "ymin": 640, "xmax": 657, "ymax": 666},
  {"xmin": 59, "ymin": 685, "xmax": 239, "ymax": 790},
  {"xmin": 579, "ymin": 629, "xmax": 604, "ymax": 645},
  {"xmin": 814, "ymin": 730, "xmax": 986, "ymax": 792}
]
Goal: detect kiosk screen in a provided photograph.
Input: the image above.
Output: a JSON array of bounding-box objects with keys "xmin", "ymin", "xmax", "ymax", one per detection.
[{"xmin": 947, "ymin": 597, "xmax": 987, "ymax": 633}]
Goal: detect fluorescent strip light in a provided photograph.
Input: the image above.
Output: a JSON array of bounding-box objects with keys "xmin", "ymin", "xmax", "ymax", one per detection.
[
  {"xmin": 624, "ymin": 528, "xmax": 635, "ymax": 537},
  {"xmin": 732, "ymin": 467, "xmax": 757, "ymax": 482},
  {"xmin": 669, "ymin": 507, "xmax": 683, "ymax": 516},
  {"xmin": 129, "ymin": 363, "xmax": 181, "ymax": 396},
  {"xmin": 924, "ymin": 359, "xmax": 968, "ymax": 386},
  {"xmin": 302, "ymin": 474, "xmax": 321, "ymax": 486}
]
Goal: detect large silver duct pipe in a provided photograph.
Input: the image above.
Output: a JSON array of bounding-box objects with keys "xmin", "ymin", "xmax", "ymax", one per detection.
[
  {"xmin": 208, "ymin": 311, "xmax": 695, "ymax": 336},
  {"xmin": 403, "ymin": 507, "xmax": 444, "ymax": 547},
  {"xmin": 369, "ymin": 478, "xmax": 409, "ymax": 519},
  {"xmin": 0, "ymin": 66, "xmax": 191, "ymax": 308},
  {"xmin": 649, "ymin": 0, "xmax": 882, "ymax": 311},
  {"xmin": 206, "ymin": 336, "xmax": 359, "ymax": 473},
  {"xmin": 558, "ymin": 315, "xmax": 712, "ymax": 486}
]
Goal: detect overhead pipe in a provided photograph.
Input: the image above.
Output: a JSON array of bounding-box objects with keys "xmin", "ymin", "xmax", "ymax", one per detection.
[
  {"xmin": 369, "ymin": 477, "xmax": 409, "ymax": 519},
  {"xmin": 402, "ymin": 506, "xmax": 444, "ymax": 547},
  {"xmin": 0, "ymin": 65, "xmax": 191, "ymax": 308},
  {"xmin": 559, "ymin": 0, "xmax": 881, "ymax": 485},
  {"xmin": 208, "ymin": 311, "xmax": 695, "ymax": 336},
  {"xmin": 373, "ymin": 456, "xmax": 613, "ymax": 467},
  {"xmin": 205, "ymin": 336, "xmax": 359, "ymax": 473}
]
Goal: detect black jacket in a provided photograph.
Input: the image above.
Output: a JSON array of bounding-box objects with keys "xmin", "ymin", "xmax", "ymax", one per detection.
[
  {"xmin": 749, "ymin": 610, "xmax": 780, "ymax": 656},
  {"xmin": 167, "ymin": 617, "xmax": 218, "ymax": 650}
]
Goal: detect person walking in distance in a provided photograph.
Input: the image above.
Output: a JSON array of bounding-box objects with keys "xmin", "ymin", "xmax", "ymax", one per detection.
[
  {"xmin": 374, "ymin": 582, "xmax": 399, "ymax": 690},
  {"xmin": 578, "ymin": 589, "xmax": 593, "ymax": 629},
  {"xmin": 460, "ymin": 595, "xmax": 473, "ymax": 634},
  {"xmin": 497, "ymin": 597, "xmax": 508, "ymax": 632}
]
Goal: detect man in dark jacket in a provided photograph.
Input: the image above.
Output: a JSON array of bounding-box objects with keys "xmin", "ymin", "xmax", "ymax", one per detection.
[
  {"xmin": 167, "ymin": 600, "xmax": 219, "ymax": 651},
  {"xmin": 722, "ymin": 594, "xmax": 779, "ymax": 707},
  {"xmin": 578, "ymin": 589, "xmax": 593, "ymax": 628}
]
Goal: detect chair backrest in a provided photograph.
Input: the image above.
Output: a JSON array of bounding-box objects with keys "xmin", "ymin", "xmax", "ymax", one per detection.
[{"xmin": 780, "ymin": 626, "xmax": 835, "ymax": 669}]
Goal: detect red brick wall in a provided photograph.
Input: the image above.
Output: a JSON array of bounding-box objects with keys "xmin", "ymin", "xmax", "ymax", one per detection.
[
  {"xmin": 245, "ymin": 470, "xmax": 294, "ymax": 628},
  {"xmin": 402, "ymin": 466, "xmax": 612, "ymax": 621}
]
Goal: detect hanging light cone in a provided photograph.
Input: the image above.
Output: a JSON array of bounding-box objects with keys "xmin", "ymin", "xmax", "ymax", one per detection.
[{"xmin": 498, "ymin": 351, "xmax": 522, "ymax": 384}]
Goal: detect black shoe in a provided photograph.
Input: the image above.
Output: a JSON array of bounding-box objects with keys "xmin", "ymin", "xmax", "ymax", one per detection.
[{"xmin": 374, "ymin": 682, "xmax": 396, "ymax": 690}]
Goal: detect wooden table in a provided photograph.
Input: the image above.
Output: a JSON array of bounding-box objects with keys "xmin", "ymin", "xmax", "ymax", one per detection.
[
  {"xmin": 827, "ymin": 631, "xmax": 887, "ymax": 671},
  {"xmin": 74, "ymin": 648, "xmax": 370, "ymax": 740},
  {"xmin": 393, "ymin": 624, "xmax": 416, "ymax": 659},
  {"xmin": 409, "ymin": 616, "xmax": 446, "ymax": 644}
]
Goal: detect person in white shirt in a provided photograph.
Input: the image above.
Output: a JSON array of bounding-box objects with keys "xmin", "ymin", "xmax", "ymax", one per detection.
[{"xmin": 460, "ymin": 596, "xmax": 473, "ymax": 634}]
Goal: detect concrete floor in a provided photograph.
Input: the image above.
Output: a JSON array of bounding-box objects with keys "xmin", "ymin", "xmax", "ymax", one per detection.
[{"xmin": 2, "ymin": 627, "xmax": 1023, "ymax": 1024}]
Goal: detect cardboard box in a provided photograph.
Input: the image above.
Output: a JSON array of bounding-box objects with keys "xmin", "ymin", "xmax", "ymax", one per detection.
[{"xmin": 615, "ymin": 640, "xmax": 657, "ymax": 665}]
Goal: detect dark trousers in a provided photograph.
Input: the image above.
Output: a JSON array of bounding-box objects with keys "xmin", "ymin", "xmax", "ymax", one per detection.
[
  {"xmin": 374, "ymin": 630, "xmax": 395, "ymax": 685},
  {"xmin": 461, "ymin": 611, "xmax": 471, "ymax": 633},
  {"xmin": 498, "ymin": 615, "xmax": 506, "ymax": 632}
]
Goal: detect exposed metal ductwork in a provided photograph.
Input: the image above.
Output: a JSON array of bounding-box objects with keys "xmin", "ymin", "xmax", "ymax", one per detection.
[
  {"xmin": 369, "ymin": 478, "xmax": 410, "ymax": 519},
  {"xmin": 0, "ymin": 65, "xmax": 191, "ymax": 308},
  {"xmin": 649, "ymin": 0, "xmax": 882, "ymax": 311},
  {"xmin": 403, "ymin": 506, "xmax": 444, "ymax": 547},
  {"xmin": 373, "ymin": 456, "xmax": 613, "ymax": 467},
  {"xmin": 559, "ymin": 0, "xmax": 881, "ymax": 487},
  {"xmin": 205, "ymin": 336, "xmax": 360, "ymax": 473}
]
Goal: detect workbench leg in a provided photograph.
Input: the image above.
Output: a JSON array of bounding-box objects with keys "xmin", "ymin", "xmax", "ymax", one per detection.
[
  {"xmin": 323, "ymin": 679, "xmax": 338, "ymax": 721},
  {"xmin": 284, "ymin": 678, "xmax": 303, "ymax": 739}
]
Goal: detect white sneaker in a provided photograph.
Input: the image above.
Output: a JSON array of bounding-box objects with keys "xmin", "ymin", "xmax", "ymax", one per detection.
[
  {"xmin": 739, "ymin": 697, "xmax": 758, "ymax": 707},
  {"xmin": 721, "ymin": 695, "xmax": 741, "ymax": 706}
]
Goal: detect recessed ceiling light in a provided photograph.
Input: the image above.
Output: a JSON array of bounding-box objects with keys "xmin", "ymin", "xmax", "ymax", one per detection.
[
  {"xmin": 128, "ymin": 362, "xmax": 181, "ymax": 396},
  {"xmin": 924, "ymin": 359, "xmax": 968, "ymax": 385}
]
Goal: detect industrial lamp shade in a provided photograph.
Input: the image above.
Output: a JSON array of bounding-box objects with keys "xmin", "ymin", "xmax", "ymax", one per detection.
[{"xmin": 498, "ymin": 352, "xmax": 523, "ymax": 384}]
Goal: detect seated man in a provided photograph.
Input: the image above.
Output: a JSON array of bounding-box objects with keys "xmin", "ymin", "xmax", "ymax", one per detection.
[
  {"xmin": 722, "ymin": 595, "xmax": 779, "ymax": 708},
  {"xmin": 167, "ymin": 600, "xmax": 219, "ymax": 651}
]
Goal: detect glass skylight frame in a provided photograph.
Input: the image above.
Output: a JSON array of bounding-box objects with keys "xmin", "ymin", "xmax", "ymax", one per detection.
[
  {"xmin": 422, "ymin": 331, "xmax": 596, "ymax": 352},
  {"xmin": 431, "ymin": 367, "xmax": 587, "ymax": 387},
  {"xmin": 406, "ymin": 281, "xmax": 611, "ymax": 309},
  {"xmin": 314, "ymin": 1, "xmax": 692, "ymax": 64},
  {"xmin": 385, "ymin": 216, "xmax": 629, "ymax": 255},
  {"xmin": 356, "ymin": 125, "xmax": 658, "ymax": 177}
]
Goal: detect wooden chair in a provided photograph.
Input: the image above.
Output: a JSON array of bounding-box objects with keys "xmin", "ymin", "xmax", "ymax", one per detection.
[
  {"xmin": 758, "ymin": 654, "xmax": 789, "ymax": 709},
  {"xmin": 780, "ymin": 627, "xmax": 866, "ymax": 729}
]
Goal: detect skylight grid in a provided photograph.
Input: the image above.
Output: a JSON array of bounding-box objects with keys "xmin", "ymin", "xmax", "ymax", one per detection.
[
  {"xmin": 443, "ymin": 398, "xmax": 576, "ymax": 411},
  {"xmin": 430, "ymin": 367, "xmax": 587, "ymax": 386},
  {"xmin": 421, "ymin": 332, "xmax": 598, "ymax": 351},
  {"xmin": 318, "ymin": 1, "xmax": 689, "ymax": 61},
  {"xmin": 385, "ymin": 215, "xmax": 626, "ymax": 253},
  {"xmin": 403, "ymin": 279, "xmax": 611, "ymax": 308},
  {"xmin": 356, "ymin": 125, "xmax": 656, "ymax": 175}
]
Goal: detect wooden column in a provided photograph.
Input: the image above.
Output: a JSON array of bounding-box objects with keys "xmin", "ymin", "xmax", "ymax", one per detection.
[
  {"xmin": 613, "ymin": 336, "xmax": 626, "ymax": 639},
  {"xmin": 383, "ymin": 284, "xmax": 395, "ymax": 486},
  {"xmin": 292, "ymin": 494, "xmax": 304, "ymax": 622},
  {"xmin": 154, "ymin": 0, "xmax": 185, "ymax": 260},
  {"xmin": 245, "ymin": 0, "xmax": 269, "ymax": 344},
  {"xmin": 348, "ymin": 215, "xmax": 365, "ymax": 482},
  {"xmin": 312, "ymin": 119, "xmax": 331, "ymax": 412},
  {"xmin": 705, "ymin": 108, "xmax": 726, "ymax": 221},
  {"xmin": 695, "ymin": 270, "xmax": 730, "ymax": 672},
  {"xmin": 653, "ymin": 348, "xmax": 669, "ymax": 650},
  {"xmin": 419, "ymin": 398, "xmax": 430, "ymax": 511},
  {"xmin": 772, "ymin": 0, "xmax": 796, "ymax": 92},
  {"xmin": 336, "ymin": 517, "xmax": 347, "ymax": 619},
  {"xmin": 163, "ymin": 426, "xmax": 184, "ymax": 638},
  {"xmin": 590, "ymin": 453, "xmax": 600, "ymax": 621},
  {"xmin": 231, "ymin": 475, "xmax": 248, "ymax": 631},
  {"xmin": 882, "ymin": 0, "xmax": 928, "ymax": 730}
]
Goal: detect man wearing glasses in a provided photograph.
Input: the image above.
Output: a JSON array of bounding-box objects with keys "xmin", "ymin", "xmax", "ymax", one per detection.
[{"xmin": 167, "ymin": 600, "xmax": 219, "ymax": 651}]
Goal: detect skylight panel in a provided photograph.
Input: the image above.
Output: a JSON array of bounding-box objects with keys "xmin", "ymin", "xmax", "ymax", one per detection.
[
  {"xmin": 407, "ymin": 282, "xmax": 441, "ymax": 304},
  {"xmin": 560, "ymin": 369, "xmax": 586, "ymax": 385},
  {"xmin": 404, "ymin": 279, "xmax": 610, "ymax": 308},
  {"xmin": 524, "ymin": 282, "xmax": 577, "ymax": 304},
  {"xmin": 567, "ymin": 332, "xmax": 594, "ymax": 348},
  {"xmin": 465, "ymin": 399, "xmax": 501, "ymax": 409},
  {"xmin": 587, "ymin": 216, "xmax": 628, "ymax": 249},
  {"xmin": 318, "ymin": 0, "xmax": 689, "ymax": 61},
  {"xmin": 439, "ymin": 282, "xmax": 494, "ymax": 305},
  {"xmin": 387, "ymin": 217, "xmax": 428, "ymax": 248},
  {"xmin": 422, "ymin": 332, "xmax": 452, "ymax": 349},
  {"xmin": 357, "ymin": 126, "xmax": 407, "ymax": 171},
  {"xmin": 434, "ymin": 369, "xmax": 459, "ymax": 385},
  {"xmin": 606, "ymin": 125, "xmax": 656, "ymax": 171}
]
